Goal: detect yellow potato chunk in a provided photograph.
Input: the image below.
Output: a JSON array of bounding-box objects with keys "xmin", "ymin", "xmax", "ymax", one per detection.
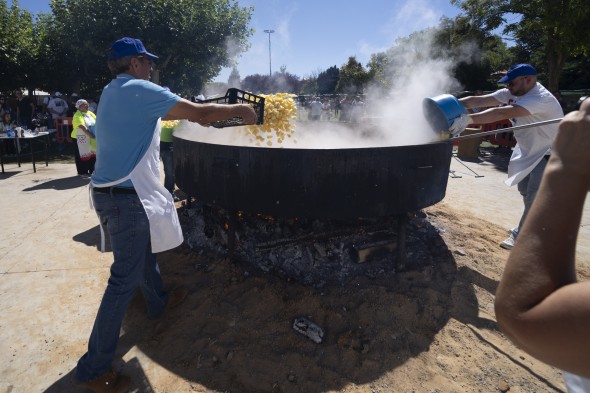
[{"xmin": 244, "ymin": 93, "xmax": 298, "ymax": 146}]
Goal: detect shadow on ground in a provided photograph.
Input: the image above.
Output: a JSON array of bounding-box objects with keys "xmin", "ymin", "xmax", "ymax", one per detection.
[
  {"xmin": 0, "ymin": 170, "xmax": 19, "ymax": 179},
  {"xmin": 479, "ymin": 145, "xmax": 512, "ymax": 172},
  {"xmin": 42, "ymin": 206, "xmax": 567, "ymax": 393},
  {"xmin": 72, "ymin": 225, "xmax": 112, "ymax": 252},
  {"xmin": 23, "ymin": 175, "xmax": 89, "ymax": 191},
  {"xmin": 42, "ymin": 230, "xmax": 491, "ymax": 393}
]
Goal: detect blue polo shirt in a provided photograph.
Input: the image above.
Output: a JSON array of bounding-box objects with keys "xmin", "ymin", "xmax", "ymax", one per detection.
[{"xmin": 92, "ymin": 74, "xmax": 180, "ymax": 187}]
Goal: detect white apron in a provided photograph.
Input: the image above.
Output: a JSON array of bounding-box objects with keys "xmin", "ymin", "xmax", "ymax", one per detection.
[
  {"xmin": 504, "ymin": 138, "xmax": 549, "ymax": 187},
  {"xmin": 90, "ymin": 119, "xmax": 183, "ymax": 253}
]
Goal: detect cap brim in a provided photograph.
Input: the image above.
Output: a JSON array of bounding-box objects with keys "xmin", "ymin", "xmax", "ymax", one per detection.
[
  {"xmin": 145, "ymin": 51, "xmax": 159, "ymax": 60},
  {"xmin": 498, "ymin": 75, "xmax": 510, "ymax": 83}
]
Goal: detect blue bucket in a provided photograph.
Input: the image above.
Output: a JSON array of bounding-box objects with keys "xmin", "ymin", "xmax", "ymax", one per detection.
[{"xmin": 423, "ymin": 94, "xmax": 467, "ymax": 133}]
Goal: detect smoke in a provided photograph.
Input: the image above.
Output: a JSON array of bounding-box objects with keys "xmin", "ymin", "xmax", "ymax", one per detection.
[
  {"xmin": 369, "ymin": 29, "xmax": 462, "ymax": 146},
  {"xmin": 177, "ymin": 27, "xmax": 466, "ymax": 149}
]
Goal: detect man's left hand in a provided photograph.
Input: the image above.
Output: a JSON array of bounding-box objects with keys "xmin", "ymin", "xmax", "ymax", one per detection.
[{"xmin": 449, "ymin": 114, "xmax": 472, "ymax": 137}]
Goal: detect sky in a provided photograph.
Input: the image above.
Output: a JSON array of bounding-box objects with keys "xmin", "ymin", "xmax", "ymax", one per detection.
[{"xmin": 12, "ymin": 0, "xmax": 464, "ymax": 82}]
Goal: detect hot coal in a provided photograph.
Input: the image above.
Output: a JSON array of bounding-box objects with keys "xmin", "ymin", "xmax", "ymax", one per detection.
[{"xmin": 180, "ymin": 203, "xmax": 448, "ymax": 288}]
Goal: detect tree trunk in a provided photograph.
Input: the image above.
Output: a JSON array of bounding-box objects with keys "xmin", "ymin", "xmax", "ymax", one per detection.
[
  {"xmin": 543, "ymin": 0, "xmax": 570, "ymax": 93},
  {"xmin": 545, "ymin": 32, "xmax": 566, "ymax": 93}
]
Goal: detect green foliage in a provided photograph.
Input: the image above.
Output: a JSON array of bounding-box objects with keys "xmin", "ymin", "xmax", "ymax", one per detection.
[
  {"xmin": 436, "ymin": 16, "xmax": 511, "ymax": 90},
  {"xmin": 336, "ymin": 56, "xmax": 369, "ymax": 94},
  {"xmin": 241, "ymin": 68, "xmax": 300, "ymax": 94},
  {"xmin": 0, "ymin": 0, "xmax": 37, "ymax": 91},
  {"xmin": 1, "ymin": 0, "xmax": 253, "ymax": 97},
  {"xmin": 50, "ymin": 0, "xmax": 254, "ymax": 96},
  {"xmin": 366, "ymin": 53, "xmax": 390, "ymax": 93},
  {"xmin": 316, "ymin": 66, "xmax": 339, "ymax": 95},
  {"xmin": 452, "ymin": 0, "xmax": 590, "ymax": 91}
]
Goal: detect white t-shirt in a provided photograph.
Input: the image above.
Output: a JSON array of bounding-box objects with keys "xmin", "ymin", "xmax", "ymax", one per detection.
[
  {"xmin": 47, "ymin": 97, "xmax": 68, "ymax": 119},
  {"xmin": 492, "ymin": 82, "xmax": 563, "ymax": 186},
  {"xmin": 309, "ymin": 101, "xmax": 323, "ymax": 116}
]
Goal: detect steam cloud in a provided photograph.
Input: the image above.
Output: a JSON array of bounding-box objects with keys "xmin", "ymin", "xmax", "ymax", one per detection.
[{"xmin": 176, "ymin": 28, "xmax": 464, "ymax": 149}]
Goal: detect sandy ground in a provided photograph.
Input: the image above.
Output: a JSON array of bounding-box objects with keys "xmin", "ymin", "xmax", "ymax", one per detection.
[{"xmin": 1, "ymin": 147, "xmax": 590, "ymax": 393}]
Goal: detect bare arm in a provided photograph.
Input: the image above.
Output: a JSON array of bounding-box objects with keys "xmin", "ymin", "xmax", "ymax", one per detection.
[
  {"xmin": 459, "ymin": 94, "xmax": 530, "ymax": 124},
  {"xmin": 166, "ymin": 98, "xmax": 257, "ymax": 126},
  {"xmin": 494, "ymin": 98, "xmax": 590, "ymax": 378},
  {"xmin": 460, "ymin": 94, "xmax": 502, "ymax": 110},
  {"xmin": 469, "ymin": 104, "xmax": 530, "ymax": 125}
]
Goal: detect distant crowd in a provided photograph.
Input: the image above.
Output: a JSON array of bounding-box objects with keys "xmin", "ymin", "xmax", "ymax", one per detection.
[
  {"xmin": 296, "ymin": 95, "xmax": 369, "ymax": 122},
  {"xmin": 0, "ymin": 90, "xmax": 99, "ymax": 132}
]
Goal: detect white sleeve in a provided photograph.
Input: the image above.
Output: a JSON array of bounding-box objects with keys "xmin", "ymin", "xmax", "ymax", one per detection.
[{"xmin": 491, "ymin": 88, "xmax": 515, "ymax": 105}]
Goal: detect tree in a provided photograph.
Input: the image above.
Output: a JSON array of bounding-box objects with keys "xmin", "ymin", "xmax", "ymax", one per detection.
[
  {"xmin": 451, "ymin": 0, "xmax": 590, "ymax": 91},
  {"xmin": 269, "ymin": 66, "xmax": 300, "ymax": 93},
  {"xmin": 241, "ymin": 74, "xmax": 269, "ymax": 94},
  {"xmin": 436, "ymin": 16, "xmax": 511, "ymax": 90},
  {"xmin": 316, "ymin": 66, "xmax": 339, "ymax": 95},
  {"xmin": 366, "ymin": 53, "xmax": 391, "ymax": 93},
  {"xmin": 336, "ymin": 56, "xmax": 369, "ymax": 95},
  {"xmin": 298, "ymin": 71, "xmax": 318, "ymax": 95},
  {"xmin": 47, "ymin": 0, "xmax": 254, "ymax": 96},
  {"xmin": 0, "ymin": 0, "xmax": 37, "ymax": 92}
]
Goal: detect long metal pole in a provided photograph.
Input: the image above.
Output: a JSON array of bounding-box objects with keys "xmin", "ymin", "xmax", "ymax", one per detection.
[
  {"xmin": 264, "ymin": 29, "xmax": 274, "ymax": 77},
  {"xmin": 451, "ymin": 118, "xmax": 563, "ymax": 141}
]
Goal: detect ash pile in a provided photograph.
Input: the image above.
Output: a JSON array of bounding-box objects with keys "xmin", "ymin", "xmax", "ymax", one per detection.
[{"xmin": 180, "ymin": 202, "xmax": 447, "ymax": 288}]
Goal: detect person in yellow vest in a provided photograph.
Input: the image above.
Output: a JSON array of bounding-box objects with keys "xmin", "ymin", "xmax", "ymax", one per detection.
[
  {"xmin": 160, "ymin": 118, "xmax": 179, "ymax": 200},
  {"xmin": 71, "ymin": 99, "xmax": 96, "ymax": 178}
]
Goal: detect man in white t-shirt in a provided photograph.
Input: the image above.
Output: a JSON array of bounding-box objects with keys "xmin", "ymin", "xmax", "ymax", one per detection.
[
  {"xmin": 46, "ymin": 92, "xmax": 69, "ymax": 120},
  {"xmin": 309, "ymin": 97, "xmax": 323, "ymax": 121},
  {"xmin": 450, "ymin": 64, "xmax": 563, "ymax": 249}
]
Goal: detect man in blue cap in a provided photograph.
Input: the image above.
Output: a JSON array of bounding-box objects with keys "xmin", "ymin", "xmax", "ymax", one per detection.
[
  {"xmin": 449, "ymin": 64, "xmax": 563, "ymax": 250},
  {"xmin": 73, "ymin": 37, "xmax": 256, "ymax": 392}
]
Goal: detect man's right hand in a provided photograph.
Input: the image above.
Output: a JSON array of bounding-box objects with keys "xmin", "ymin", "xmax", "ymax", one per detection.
[{"xmin": 235, "ymin": 104, "xmax": 257, "ymax": 125}]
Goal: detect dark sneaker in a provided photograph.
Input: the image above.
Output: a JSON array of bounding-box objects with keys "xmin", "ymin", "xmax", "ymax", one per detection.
[{"xmin": 75, "ymin": 369, "xmax": 131, "ymax": 393}]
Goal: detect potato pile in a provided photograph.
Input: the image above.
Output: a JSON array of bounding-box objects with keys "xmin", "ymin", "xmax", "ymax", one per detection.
[
  {"xmin": 161, "ymin": 120, "xmax": 179, "ymax": 129},
  {"xmin": 244, "ymin": 93, "xmax": 297, "ymax": 146}
]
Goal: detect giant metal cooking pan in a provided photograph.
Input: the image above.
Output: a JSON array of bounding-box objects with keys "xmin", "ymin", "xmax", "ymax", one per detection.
[{"xmin": 174, "ymin": 137, "xmax": 453, "ymax": 219}]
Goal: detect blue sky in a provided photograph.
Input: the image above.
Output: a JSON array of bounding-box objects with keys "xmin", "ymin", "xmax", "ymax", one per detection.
[{"xmin": 12, "ymin": 0, "xmax": 463, "ymax": 82}]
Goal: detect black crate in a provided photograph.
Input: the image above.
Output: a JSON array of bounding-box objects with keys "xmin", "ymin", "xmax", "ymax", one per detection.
[{"xmin": 197, "ymin": 88, "xmax": 265, "ymax": 128}]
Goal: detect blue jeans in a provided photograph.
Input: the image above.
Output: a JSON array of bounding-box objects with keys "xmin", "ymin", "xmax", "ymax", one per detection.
[
  {"xmin": 75, "ymin": 192, "xmax": 169, "ymax": 382},
  {"xmin": 513, "ymin": 156, "xmax": 549, "ymax": 238},
  {"xmin": 160, "ymin": 141, "xmax": 175, "ymax": 194}
]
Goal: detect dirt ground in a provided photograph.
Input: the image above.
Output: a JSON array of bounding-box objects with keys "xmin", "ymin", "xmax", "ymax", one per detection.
[
  {"xmin": 44, "ymin": 200, "xmax": 586, "ymax": 393},
  {"xmin": 3, "ymin": 146, "xmax": 590, "ymax": 393},
  {"xmin": 111, "ymin": 202, "xmax": 587, "ymax": 393}
]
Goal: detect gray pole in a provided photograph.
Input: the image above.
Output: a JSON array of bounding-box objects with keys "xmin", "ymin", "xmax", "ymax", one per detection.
[{"xmin": 264, "ymin": 29, "xmax": 274, "ymax": 77}]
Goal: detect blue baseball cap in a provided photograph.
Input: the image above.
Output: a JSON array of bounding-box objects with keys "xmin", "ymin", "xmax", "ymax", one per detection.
[
  {"xmin": 498, "ymin": 63, "xmax": 537, "ymax": 83},
  {"xmin": 108, "ymin": 37, "xmax": 159, "ymax": 60}
]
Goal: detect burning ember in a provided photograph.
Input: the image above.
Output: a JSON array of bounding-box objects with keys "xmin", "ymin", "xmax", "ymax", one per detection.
[{"xmin": 180, "ymin": 202, "xmax": 447, "ymax": 288}]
